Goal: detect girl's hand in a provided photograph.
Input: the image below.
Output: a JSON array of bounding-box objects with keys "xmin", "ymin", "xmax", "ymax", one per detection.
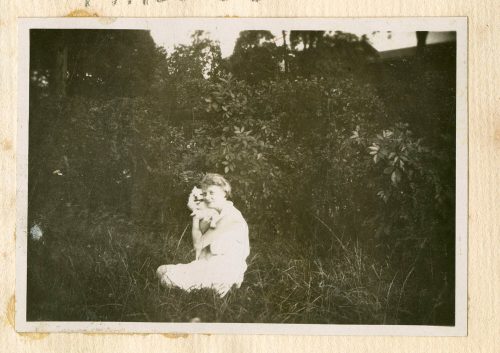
[
  {"xmin": 192, "ymin": 215, "xmax": 201, "ymax": 225},
  {"xmin": 194, "ymin": 246, "xmax": 202, "ymax": 260}
]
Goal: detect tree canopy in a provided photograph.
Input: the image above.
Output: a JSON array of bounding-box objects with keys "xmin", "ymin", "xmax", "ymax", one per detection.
[{"xmin": 227, "ymin": 30, "xmax": 280, "ymax": 83}]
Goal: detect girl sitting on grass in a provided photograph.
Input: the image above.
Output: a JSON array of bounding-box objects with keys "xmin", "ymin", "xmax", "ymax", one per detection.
[{"xmin": 156, "ymin": 173, "xmax": 250, "ymax": 297}]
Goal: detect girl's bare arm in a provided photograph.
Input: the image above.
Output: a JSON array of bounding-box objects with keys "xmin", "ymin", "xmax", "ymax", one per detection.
[{"xmin": 191, "ymin": 217, "xmax": 203, "ymax": 259}]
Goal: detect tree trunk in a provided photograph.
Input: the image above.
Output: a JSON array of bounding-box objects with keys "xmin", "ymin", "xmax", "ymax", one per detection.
[
  {"xmin": 52, "ymin": 44, "xmax": 68, "ymax": 97},
  {"xmin": 416, "ymin": 31, "xmax": 429, "ymax": 57},
  {"xmin": 282, "ymin": 30, "xmax": 289, "ymax": 74}
]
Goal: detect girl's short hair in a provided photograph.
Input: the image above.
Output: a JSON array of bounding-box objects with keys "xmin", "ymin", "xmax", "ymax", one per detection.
[{"xmin": 200, "ymin": 173, "xmax": 232, "ymax": 198}]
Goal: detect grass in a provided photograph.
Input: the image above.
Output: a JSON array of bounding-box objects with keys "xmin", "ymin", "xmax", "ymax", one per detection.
[{"xmin": 26, "ymin": 207, "xmax": 448, "ymax": 325}]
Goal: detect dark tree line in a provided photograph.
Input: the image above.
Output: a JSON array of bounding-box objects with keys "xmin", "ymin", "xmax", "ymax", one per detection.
[
  {"xmin": 30, "ymin": 29, "xmax": 385, "ymax": 98},
  {"xmin": 30, "ymin": 29, "xmax": 163, "ymax": 98},
  {"xmin": 30, "ymin": 29, "xmax": 436, "ymax": 103},
  {"xmin": 226, "ymin": 30, "xmax": 379, "ymax": 83}
]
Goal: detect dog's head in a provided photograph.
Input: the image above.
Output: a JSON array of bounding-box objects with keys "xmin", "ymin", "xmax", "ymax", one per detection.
[{"xmin": 191, "ymin": 187, "xmax": 205, "ymax": 202}]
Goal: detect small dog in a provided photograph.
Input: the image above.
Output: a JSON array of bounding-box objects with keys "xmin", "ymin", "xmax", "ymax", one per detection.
[{"xmin": 187, "ymin": 187, "xmax": 220, "ymax": 230}]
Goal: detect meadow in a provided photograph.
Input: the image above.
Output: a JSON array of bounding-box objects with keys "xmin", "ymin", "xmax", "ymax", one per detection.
[{"xmin": 28, "ymin": 208, "xmax": 431, "ymax": 324}]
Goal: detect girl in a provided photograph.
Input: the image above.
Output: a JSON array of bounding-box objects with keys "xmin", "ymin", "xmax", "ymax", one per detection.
[{"xmin": 156, "ymin": 173, "xmax": 250, "ymax": 297}]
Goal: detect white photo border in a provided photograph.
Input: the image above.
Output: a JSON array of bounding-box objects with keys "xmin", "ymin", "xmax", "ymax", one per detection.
[{"xmin": 16, "ymin": 17, "xmax": 468, "ymax": 336}]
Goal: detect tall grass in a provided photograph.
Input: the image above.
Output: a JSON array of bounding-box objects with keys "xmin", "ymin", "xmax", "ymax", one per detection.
[{"xmin": 27, "ymin": 207, "xmax": 433, "ymax": 324}]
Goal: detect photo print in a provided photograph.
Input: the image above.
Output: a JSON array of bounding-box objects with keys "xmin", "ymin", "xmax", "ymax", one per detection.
[{"xmin": 16, "ymin": 17, "xmax": 467, "ymax": 335}]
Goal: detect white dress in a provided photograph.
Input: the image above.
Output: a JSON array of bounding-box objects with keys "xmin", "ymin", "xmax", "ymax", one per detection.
[{"xmin": 158, "ymin": 202, "xmax": 250, "ymax": 297}]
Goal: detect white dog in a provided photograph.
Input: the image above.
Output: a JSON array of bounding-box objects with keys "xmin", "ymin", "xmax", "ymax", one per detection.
[{"xmin": 187, "ymin": 187, "xmax": 220, "ymax": 230}]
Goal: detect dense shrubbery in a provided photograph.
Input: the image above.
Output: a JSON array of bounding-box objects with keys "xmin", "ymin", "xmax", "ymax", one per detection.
[{"xmin": 27, "ymin": 29, "xmax": 455, "ymax": 325}]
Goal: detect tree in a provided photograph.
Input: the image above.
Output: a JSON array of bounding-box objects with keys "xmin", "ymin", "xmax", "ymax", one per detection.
[
  {"xmin": 281, "ymin": 30, "xmax": 290, "ymax": 74},
  {"xmin": 227, "ymin": 30, "xmax": 280, "ymax": 83},
  {"xmin": 151, "ymin": 31, "xmax": 223, "ymax": 123},
  {"xmin": 164, "ymin": 30, "xmax": 222, "ymax": 80},
  {"xmin": 30, "ymin": 29, "xmax": 163, "ymax": 98},
  {"xmin": 289, "ymin": 30, "xmax": 325, "ymax": 50},
  {"xmin": 287, "ymin": 31, "xmax": 378, "ymax": 78},
  {"xmin": 30, "ymin": 30, "xmax": 68, "ymax": 97}
]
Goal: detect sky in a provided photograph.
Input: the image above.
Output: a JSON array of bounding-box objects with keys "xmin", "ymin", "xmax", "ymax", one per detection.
[{"xmin": 148, "ymin": 21, "xmax": 455, "ymax": 58}]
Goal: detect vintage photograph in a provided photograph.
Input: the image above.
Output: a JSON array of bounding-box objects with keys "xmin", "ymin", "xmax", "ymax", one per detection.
[{"xmin": 17, "ymin": 18, "xmax": 467, "ymax": 334}]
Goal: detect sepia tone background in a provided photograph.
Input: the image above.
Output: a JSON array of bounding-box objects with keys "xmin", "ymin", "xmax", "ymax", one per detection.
[{"xmin": 0, "ymin": 0, "xmax": 498, "ymax": 352}]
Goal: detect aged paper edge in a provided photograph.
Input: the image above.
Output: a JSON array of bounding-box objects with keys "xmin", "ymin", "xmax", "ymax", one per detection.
[{"xmin": 15, "ymin": 17, "xmax": 467, "ymax": 336}]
